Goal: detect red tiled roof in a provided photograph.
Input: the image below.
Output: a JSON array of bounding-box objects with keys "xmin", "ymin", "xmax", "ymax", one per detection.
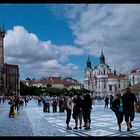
[
  {"xmin": 108, "ymin": 73, "xmax": 126, "ymax": 79},
  {"xmin": 131, "ymin": 69, "xmax": 137, "ymax": 74},
  {"xmin": 21, "ymin": 77, "xmax": 81, "ymax": 86}
]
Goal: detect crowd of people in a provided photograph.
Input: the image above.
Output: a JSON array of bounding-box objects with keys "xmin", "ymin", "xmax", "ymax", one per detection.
[
  {"xmin": 0, "ymin": 95, "xmax": 31, "ymax": 118},
  {"xmin": 0, "ymin": 86, "xmax": 139, "ymax": 132}
]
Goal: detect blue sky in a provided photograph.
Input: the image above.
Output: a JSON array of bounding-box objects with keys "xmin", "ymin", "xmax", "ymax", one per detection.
[{"xmin": 0, "ymin": 4, "xmax": 140, "ymax": 83}]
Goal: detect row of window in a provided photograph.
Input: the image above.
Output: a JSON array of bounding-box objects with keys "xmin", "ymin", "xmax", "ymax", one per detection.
[{"xmin": 94, "ymin": 70, "xmax": 109, "ymax": 75}]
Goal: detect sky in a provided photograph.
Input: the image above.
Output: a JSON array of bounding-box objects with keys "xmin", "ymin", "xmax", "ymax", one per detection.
[{"xmin": 0, "ymin": 4, "xmax": 140, "ymax": 83}]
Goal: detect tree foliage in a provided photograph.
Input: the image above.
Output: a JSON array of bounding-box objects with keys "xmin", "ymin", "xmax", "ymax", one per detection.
[{"xmin": 20, "ymin": 81, "xmax": 90, "ymax": 96}]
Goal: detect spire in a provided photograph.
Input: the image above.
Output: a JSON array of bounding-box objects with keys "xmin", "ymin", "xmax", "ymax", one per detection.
[
  {"xmin": 114, "ymin": 68, "xmax": 116, "ymax": 75},
  {"xmin": 100, "ymin": 49, "xmax": 105, "ymax": 64},
  {"xmin": 86, "ymin": 55, "xmax": 92, "ymax": 69}
]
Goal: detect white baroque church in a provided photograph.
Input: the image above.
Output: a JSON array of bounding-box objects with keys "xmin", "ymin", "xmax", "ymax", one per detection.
[{"xmin": 84, "ymin": 51, "xmax": 129, "ymax": 97}]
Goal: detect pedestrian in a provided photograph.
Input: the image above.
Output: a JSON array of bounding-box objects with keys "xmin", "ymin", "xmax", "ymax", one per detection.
[
  {"xmin": 104, "ymin": 96, "xmax": 109, "ymax": 109},
  {"xmin": 82, "ymin": 93, "xmax": 87, "ymax": 127},
  {"xmin": 52, "ymin": 95, "xmax": 57, "ymax": 112},
  {"xmin": 8, "ymin": 97, "xmax": 16, "ymax": 118},
  {"xmin": 66, "ymin": 92, "xmax": 73, "ymax": 130},
  {"xmin": 24, "ymin": 96, "xmax": 28, "ymax": 106},
  {"xmin": 14, "ymin": 96, "xmax": 20, "ymax": 112},
  {"xmin": 111, "ymin": 93, "xmax": 124, "ymax": 131},
  {"xmin": 46, "ymin": 94, "xmax": 51, "ymax": 112},
  {"xmin": 122, "ymin": 87, "xmax": 138, "ymax": 131},
  {"xmin": 73, "ymin": 92, "xmax": 83, "ymax": 129},
  {"xmin": 82, "ymin": 93, "xmax": 92, "ymax": 130},
  {"xmin": 42, "ymin": 95, "xmax": 49, "ymax": 113},
  {"xmin": 110, "ymin": 94, "xmax": 114, "ymax": 108},
  {"xmin": 38, "ymin": 96, "xmax": 42, "ymax": 106},
  {"xmin": 59, "ymin": 95, "xmax": 64, "ymax": 112}
]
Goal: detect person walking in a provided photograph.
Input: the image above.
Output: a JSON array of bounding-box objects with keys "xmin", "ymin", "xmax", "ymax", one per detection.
[
  {"xmin": 104, "ymin": 96, "xmax": 109, "ymax": 109},
  {"xmin": 82, "ymin": 93, "xmax": 87, "ymax": 127},
  {"xmin": 46, "ymin": 94, "xmax": 51, "ymax": 112},
  {"xmin": 73, "ymin": 93, "xmax": 83, "ymax": 129},
  {"xmin": 122, "ymin": 87, "xmax": 138, "ymax": 131},
  {"xmin": 82, "ymin": 93, "xmax": 92, "ymax": 130},
  {"xmin": 8, "ymin": 97, "xmax": 16, "ymax": 118},
  {"xmin": 52, "ymin": 95, "xmax": 57, "ymax": 112},
  {"xmin": 66, "ymin": 92, "xmax": 73, "ymax": 130},
  {"xmin": 111, "ymin": 93, "xmax": 124, "ymax": 131},
  {"xmin": 109, "ymin": 94, "xmax": 114, "ymax": 108}
]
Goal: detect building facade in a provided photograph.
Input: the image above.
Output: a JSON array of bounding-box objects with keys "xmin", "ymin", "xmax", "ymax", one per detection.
[
  {"xmin": 3, "ymin": 63, "xmax": 19, "ymax": 96},
  {"xmin": 84, "ymin": 51, "xmax": 129, "ymax": 97},
  {"xmin": 129, "ymin": 68, "xmax": 140, "ymax": 86},
  {"xmin": 0, "ymin": 25, "xmax": 19, "ymax": 96}
]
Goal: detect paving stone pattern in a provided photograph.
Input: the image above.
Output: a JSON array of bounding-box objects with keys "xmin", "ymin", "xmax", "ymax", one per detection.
[{"xmin": 0, "ymin": 100, "xmax": 140, "ymax": 136}]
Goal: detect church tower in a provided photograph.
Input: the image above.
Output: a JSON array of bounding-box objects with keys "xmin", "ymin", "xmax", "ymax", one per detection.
[
  {"xmin": 0, "ymin": 24, "xmax": 5, "ymax": 64},
  {"xmin": 100, "ymin": 50, "xmax": 105, "ymax": 64}
]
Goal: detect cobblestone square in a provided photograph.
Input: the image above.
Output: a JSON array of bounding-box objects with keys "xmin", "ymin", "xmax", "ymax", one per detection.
[{"xmin": 0, "ymin": 100, "xmax": 140, "ymax": 137}]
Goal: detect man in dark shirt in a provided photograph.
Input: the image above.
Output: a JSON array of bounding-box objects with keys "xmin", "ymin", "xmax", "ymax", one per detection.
[{"xmin": 122, "ymin": 87, "xmax": 137, "ymax": 131}]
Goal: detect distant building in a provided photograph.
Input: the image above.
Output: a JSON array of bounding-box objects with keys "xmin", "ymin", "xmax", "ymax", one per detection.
[
  {"xmin": 3, "ymin": 63, "xmax": 19, "ymax": 96},
  {"xmin": 84, "ymin": 51, "xmax": 129, "ymax": 97},
  {"xmin": 0, "ymin": 25, "xmax": 19, "ymax": 96},
  {"xmin": 21, "ymin": 76, "xmax": 83, "ymax": 90},
  {"xmin": 129, "ymin": 68, "xmax": 140, "ymax": 86}
]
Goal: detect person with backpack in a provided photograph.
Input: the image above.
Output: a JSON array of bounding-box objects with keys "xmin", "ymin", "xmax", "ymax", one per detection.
[
  {"xmin": 66, "ymin": 92, "xmax": 73, "ymax": 130},
  {"xmin": 82, "ymin": 93, "xmax": 92, "ymax": 130},
  {"xmin": 111, "ymin": 93, "xmax": 124, "ymax": 131},
  {"xmin": 122, "ymin": 87, "xmax": 138, "ymax": 131}
]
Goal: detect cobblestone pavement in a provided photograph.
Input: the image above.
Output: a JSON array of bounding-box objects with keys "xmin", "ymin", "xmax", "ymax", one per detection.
[{"xmin": 0, "ymin": 99, "xmax": 140, "ymax": 136}]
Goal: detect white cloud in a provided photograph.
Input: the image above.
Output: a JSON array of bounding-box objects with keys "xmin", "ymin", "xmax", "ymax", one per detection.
[
  {"xmin": 55, "ymin": 45, "xmax": 84, "ymax": 62},
  {"xmin": 4, "ymin": 25, "xmax": 80, "ymax": 79},
  {"xmin": 60, "ymin": 4, "xmax": 140, "ymax": 74},
  {"xmin": 30, "ymin": 60, "xmax": 79, "ymax": 77},
  {"xmin": 4, "ymin": 26, "xmax": 55, "ymax": 64}
]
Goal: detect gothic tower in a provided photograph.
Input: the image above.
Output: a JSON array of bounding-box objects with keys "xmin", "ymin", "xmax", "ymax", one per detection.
[
  {"xmin": 0, "ymin": 25, "xmax": 5, "ymax": 96},
  {"xmin": 0, "ymin": 24, "xmax": 5, "ymax": 64}
]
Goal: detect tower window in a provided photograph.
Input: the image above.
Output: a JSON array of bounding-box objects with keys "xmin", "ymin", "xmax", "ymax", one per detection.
[
  {"xmin": 109, "ymin": 85, "xmax": 112, "ymax": 91},
  {"xmin": 104, "ymin": 83, "xmax": 106, "ymax": 89}
]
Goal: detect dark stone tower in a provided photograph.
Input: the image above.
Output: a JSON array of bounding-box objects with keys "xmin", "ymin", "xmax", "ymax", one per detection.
[
  {"xmin": 0, "ymin": 24, "xmax": 5, "ymax": 96},
  {"xmin": 0, "ymin": 24, "xmax": 5, "ymax": 64}
]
